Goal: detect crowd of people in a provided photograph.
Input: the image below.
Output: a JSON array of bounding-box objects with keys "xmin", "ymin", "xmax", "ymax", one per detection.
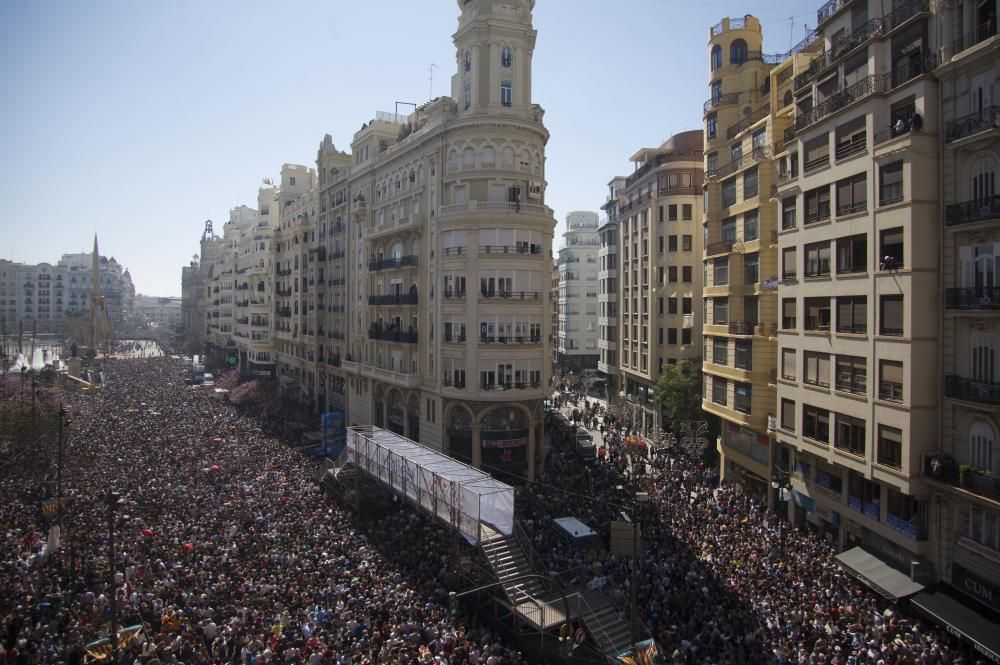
[
  {"xmin": 1, "ymin": 355, "xmax": 529, "ymax": 665},
  {"xmin": 527, "ymin": 399, "xmax": 978, "ymax": 664},
  {"xmin": 0, "ymin": 353, "xmax": 985, "ymax": 665}
]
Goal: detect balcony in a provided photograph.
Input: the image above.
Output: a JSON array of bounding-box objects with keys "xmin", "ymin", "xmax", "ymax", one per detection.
[
  {"xmin": 726, "ymin": 104, "xmax": 771, "ymax": 140},
  {"xmin": 944, "ymin": 287, "xmax": 1000, "ymax": 310},
  {"xmin": 368, "ymin": 293, "xmax": 419, "ymax": 306},
  {"xmin": 703, "ymin": 92, "xmax": 740, "ymax": 114},
  {"xmin": 945, "ymin": 196, "xmax": 1000, "ymax": 227},
  {"xmin": 443, "ymin": 333, "xmax": 467, "ymax": 343},
  {"xmin": 817, "ymin": 0, "xmax": 849, "ymax": 25},
  {"xmin": 952, "ymin": 19, "xmax": 998, "ymax": 56},
  {"xmin": 885, "ymin": 512, "xmax": 926, "ymax": 541},
  {"xmin": 796, "ymin": 74, "xmax": 889, "ymax": 130},
  {"xmin": 706, "ymin": 239, "xmax": 735, "ymax": 257},
  {"xmin": 889, "ymin": 52, "xmax": 936, "ymax": 89},
  {"xmin": 945, "ymin": 106, "xmax": 1000, "ymax": 144},
  {"xmin": 368, "ymin": 255, "xmax": 419, "ymax": 272},
  {"xmin": 834, "ymin": 134, "xmax": 866, "ymax": 160},
  {"xmin": 327, "ymin": 356, "xmax": 342, "ymax": 368},
  {"xmin": 794, "ymin": 19, "xmax": 884, "ymax": 91},
  {"xmin": 368, "ymin": 328, "xmax": 418, "ymax": 344},
  {"xmin": 924, "ymin": 454, "xmax": 1000, "ymax": 503},
  {"xmin": 479, "ymin": 335, "xmax": 543, "ymax": 345},
  {"xmin": 442, "ymin": 377, "xmax": 467, "ymax": 389},
  {"xmin": 728, "ymin": 321, "xmax": 763, "ymax": 336},
  {"xmin": 442, "ymin": 289, "xmax": 466, "ymax": 300},
  {"xmin": 438, "ymin": 200, "xmax": 552, "ymax": 218},
  {"xmin": 480, "ymin": 381, "xmax": 542, "ymax": 391},
  {"xmin": 479, "ymin": 291, "xmax": 543, "ymax": 300},
  {"xmin": 712, "ymin": 146, "xmax": 773, "ymax": 180},
  {"xmin": 478, "ymin": 244, "xmax": 543, "ymax": 255},
  {"xmin": 944, "ymin": 375, "xmax": 1000, "ymax": 404}
]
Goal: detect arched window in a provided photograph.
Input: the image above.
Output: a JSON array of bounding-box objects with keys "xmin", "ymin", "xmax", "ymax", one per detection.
[
  {"xmin": 971, "ymin": 332, "xmax": 996, "ymax": 383},
  {"xmin": 391, "ymin": 243, "xmax": 403, "ymax": 260},
  {"xmin": 971, "ymin": 156, "xmax": 997, "ymax": 202},
  {"xmin": 501, "ymin": 46, "xmax": 513, "ymax": 68},
  {"xmin": 464, "ymin": 50, "xmax": 471, "ymax": 72},
  {"xmin": 462, "ymin": 147, "xmax": 475, "ymax": 166},
  {"xmin": 970, "ymin": 421, "xmax": 995, "ymax": 472},
  {"xmin": 482, "ymin": 145, "xmax": 496, "ymax": 164},
  {"xmin": 730, "ymin": 39, "xmax": 748, "ymax": 65},
  {"xmin": 502, "ymin": 146, "xmax": 515, "ymax": 166},
  {"xmin": 711, "ymin": 44, "xmax": 722, "ymax": 70}
]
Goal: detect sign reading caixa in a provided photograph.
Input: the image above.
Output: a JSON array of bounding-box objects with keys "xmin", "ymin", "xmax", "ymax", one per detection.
[{"xmin": 952, "ymin": 563, "xmax": 1000, "ymax": 613}]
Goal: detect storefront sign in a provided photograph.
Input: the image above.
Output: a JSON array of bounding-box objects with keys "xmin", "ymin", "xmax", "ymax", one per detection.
[
  {"xmin": 481, "ymin": 436, "xmax": 528, "ymax": 449},
  {"xmin": 862, "ymin": 529, "xmax": 912, "ymax": 569},
  {"xmin": 957, "ymin": 536, "xmax": 1000, "ymax": 566},
  {"xmin": 952, "ymin": 563, "xmax": 1000, "ymax": 613},
  {"xmin": 814, "ymin": 503, "xmax": 840, "ymax": 526}
]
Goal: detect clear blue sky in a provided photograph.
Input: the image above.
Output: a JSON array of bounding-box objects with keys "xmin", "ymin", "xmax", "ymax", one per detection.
[{"xmin": 0, "ymin": 0, "xmax": 813, "ymax": 297}]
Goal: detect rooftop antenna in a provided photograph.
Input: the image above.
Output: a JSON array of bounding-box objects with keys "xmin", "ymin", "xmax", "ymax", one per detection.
[
  {"xmin": 789, "ymin": 16, "xmax": 795, "ymax": 51},
  {"xmin": 428, "ymin": 63, "xmax": 438, "ymax": 100}
]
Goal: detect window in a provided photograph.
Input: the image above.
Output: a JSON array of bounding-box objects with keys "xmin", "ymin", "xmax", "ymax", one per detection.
[
  {"xmin": 464, "ymin": 83, "xmax": 471, "ymax": 110},
  {"xmin": 805, "ymin": 185, "xmax": 832, "ymax": 224},
  {"xmin": 721, "ymin": 217, "xmax": 737, "ymax": 244},
  {"xmin": 804, "ymin": 351, "xmax": 831, "ymax": 387},
  {"xmin": 734, "ymin": 382, "xmax": 752, "ymax": 414},
  {"xmin": 707, "ymin": 113, "xmax": 718, "ymax": 139},
  {"xmin": 731, "ymin": 142, "xmax": 743, "ymax": 165},
  {"xmin": 713, "ymin": 337, "xmax": 728, "ymax": 365},
  {"xmin": 959, "ymin": 505, "xmax": 999, "ymax": 552},
  {"xmin": 837, "ymin": 234, "xmax": 867, "ymax": 274},
  {"xmin": 712, "ymin": 376, "xmax": 728, "ymax": 405},
  {"xmin": 836, "ymin": 296, "xmax": 867, "ymax": 334},
  {"xmin": 706, "ymin": 154, "xmax": 718, "ymax": 178},
  {"xmin": 804, "ymin": 241, "xmax": 832, "ymax": 277},
  {"xmin": 735, "ymin": 339, "xmax": 752, "ymax": 370},
  {"xmin": 777, "ymin": 349, "xmax": 797, "ymax": 384},
  {"xmin": 743, "ymin": 211, "xmax": 758, "ymax": 242},
  {"xmin": 971, "ymin": 156, "xmax": 997, "ymax": 201},
  {"xmin": 500, "ymin": 80, "xmax": 512, "ymax": 107},
  {"xmin": 668, "ymin": 328, "xmax": 678, "ymax": 344},
  {"xmin": 744, "ymin": 167, "xmax": 759, "ymax": 199},
  {"xmin": 836, "ymin": 173, "xmax": 867, "ymax": 216},
  {"xmin": 682, "ymin": 204, "xmax": 693, "ymax": 220},
  {"xmin": 879, "ymin": 295, "xmax": 903, "ymax": 336},
  {"xmin": 668, "ymin": 235, "xmax": 678, "ymax": 252},
  {"xmin": 711, "ymin": 44, "xmax": 722, "ymax": 70},
  {"xmin": 713, "ymin": 297, "xmax": 729, "ymax": 324},
  {"xmin": 682, "ymin": 235, "xmax": 692, "ymax": 251},
  {"xmin": 501, "ymin": 46, "xmax": 512, "ymax": 68},
  {"xmin": 835, "ymin": 415, "xmax": 866, "ymax": 456},
  {"xmin": 782, "ymin": 247, "xmax": 797, "ymax": 281},
  {"xmin": 682, "ymin": 328, "xmax": 692, "ymax": 345},
  {"xmin": 880, "ymin": 161, "xmax": 903, "ymax": 205},
  {"xmin": 877, "ymin": 425, "xmax": 903, "ymax": 468},
  {"xmin": 805, "ymin": 297, "xmax": 832, "ymax": 331},
  {"xmin": 722, "ymin": 179, "xmax": 737, "ymax": 207},
  {"xmin": 836, "ymin": 355, "xmax": 867, "ymax": 394},
  {"xmin": 658, "ymin": 328, "xmax": 663, "ymax": 344},
  {"xmin": 879, "ymin": 228, "xmax": 904, "ymax": 270},
  {"xmin": 464, "ymin": 50, "xmax": 471, "ymax": 72},
  {"xmin": 667, "ymin": 297, "xmax": 677, "ymax": 314},
  {"xmin": 730, "ymin": 38, "xmax": 747, "ymax": 64},
  {"xmin": 782, "ymin": 196, "xmax": 797, "ymax": 230},
  {"xmin": 658, "ymin": 206, "xmax": 664, "ymax": 223},
  {"xmin": 668, "ymin": 204, "xmax": 678, "ymax": 221},
  {"xmin": 879, "ymin": 360, "xmax": 903, "ymax": 401},
  {"xmin": 668, "ymin": 266, "xmax": 677, "ymax": 282},
  {"xmin": 682, "ymin": 297, "xmax": 692, "ymax": 314},
  {"xmin": 970, "ymin": 421, "xmax": 995, "ymax": 472},
  {"xmin": 803, "ymin": 405, "xmax": 831, "ymax": 443},
  {"xmin": 782, "ymin": 298, "xmax": 797, "ymax": 330},
  {"xmin": 741, "ymin": 253, "xmax": 759, "ymax": 285},
  {"xmin": 711, "ymin": 80, "xmax": 722, "ymax": 104},
  {"xmin": 752, "ymin": 128, "xmax": 766, "ymax": 151},
  {"xmin": 781, "ymin": 399, "xmax": 796, "ymax": 431},
  {"xmin": 714, "ymin": 257, "xmax": 729, "ymax": 285},
  {"xmin": 682, "ymin": 266, "xmax": 692, "ymax": 282}
]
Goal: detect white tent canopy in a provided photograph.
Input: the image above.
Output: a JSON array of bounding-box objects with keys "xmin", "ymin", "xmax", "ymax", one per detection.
[{"xmin": 344, "ymin": 427, "xmax": 514, "ymax": 543}]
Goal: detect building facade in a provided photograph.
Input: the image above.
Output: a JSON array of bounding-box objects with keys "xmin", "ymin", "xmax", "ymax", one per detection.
[
  {"xmin": 185, "ymin": 0, "xmax": 556, "ymax": 481},
  {"xmin": 597, "ymin": 177, "xmax": 625, "ymax": 397},
  {"xmin": 619, "ymin": 131, "xmax": 705, "ymax": 435},
  {"xmin": 557, "ymin": 211, "xmax": 600, "ymax": 373}
]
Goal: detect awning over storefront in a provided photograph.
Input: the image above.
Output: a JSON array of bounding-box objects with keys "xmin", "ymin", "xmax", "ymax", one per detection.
[
  {"xmin": 909, "ymin": 588, "xmax": 1000, "ymax": 664},
  {"xmin": 835, "ymin": 547, "xmax": 924, "ymax": 600}
]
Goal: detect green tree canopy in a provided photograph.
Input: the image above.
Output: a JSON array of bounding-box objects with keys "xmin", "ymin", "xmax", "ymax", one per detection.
[{"xmin": 653, "ymin": 359, "xmax": 705, "ymax": 426}]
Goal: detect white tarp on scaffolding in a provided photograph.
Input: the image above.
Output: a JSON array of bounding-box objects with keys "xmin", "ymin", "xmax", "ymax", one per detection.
[{"xmin": 344, "ymin": 427, "xmax": 514, "ymax": 543}]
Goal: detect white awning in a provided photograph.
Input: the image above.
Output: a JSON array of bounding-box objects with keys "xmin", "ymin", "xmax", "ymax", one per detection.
[{"xmin": 835, "ymin": 546, "xmax": 924, "ymax": 600}]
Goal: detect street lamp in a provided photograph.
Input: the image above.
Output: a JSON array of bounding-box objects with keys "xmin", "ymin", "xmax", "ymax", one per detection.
[{"xmin": 771, "ymin": 466, "xmax": 792, "ymax": 554}]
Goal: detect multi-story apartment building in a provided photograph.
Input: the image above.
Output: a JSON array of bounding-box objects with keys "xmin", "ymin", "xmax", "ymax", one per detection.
[
  {"xmin": 134, "ymin": 295, "xmax": 182, "ymax": 329},
  {"xmin": 597, "ymin": 177, "xmax": 625, "ymax": 397},
  {"xmin": 180, "ymin": 256, "xmax": 202, "ymax": 347},
  {"xmin": 927, "ymin": 0, "xmax": 1000, "ymax": 629},
  {"xmin": 205, "ymin": 206, "xmax": 258, "ymax": 367},
  {"xmin": 702, "ymin": 16, "xmax": 785, "ymax": 501},
  {"xmin": 620, "ymin": 131, "xmax": 705, "ymax": 435},
  {"xmin": 557, "ymin": 211, "xmax": 600, "ymax": 373},
  {"xmin": 181, "ymin": 0, "xmax": 553, "ymax": 480},
  {"xmin": 550, "ymin": 257, "xmax": 560, "ymax": 376},
  {"xmin": 772, "ymin": 0, "xmax": 942, "ymax": 571},
  {"xmin": 0, "ymin": 244, "xmax": 135, "ymax": 337}
]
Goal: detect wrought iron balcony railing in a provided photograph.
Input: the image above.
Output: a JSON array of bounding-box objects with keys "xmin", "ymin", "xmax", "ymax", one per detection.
[
  {"xmin": 945, "ymin": 106, "xmax": 1000, "ymax": 144},
  {"xmin": 944, "ymin": 287, "xmax": 1000, "ymax": 310},
  {"xmin": 945, "ymin": 375, "xmax": 1000, "ymax": 404},
  {"xmin": 945, "ymin": 195, "xmax": 1000, "ymax": 227}
]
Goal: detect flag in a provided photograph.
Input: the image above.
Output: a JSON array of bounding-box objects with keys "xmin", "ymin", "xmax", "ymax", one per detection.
[
  {"xmin": 84, "ymin": 626, "xmax": 143, "ymax": 660},
  {"xmin": 262, "ymin": 178, "xmax": 273, "ymax": 186},
  {"xmin": 42, "ymin": 498, "xmax": 65, "ymax": 520}
]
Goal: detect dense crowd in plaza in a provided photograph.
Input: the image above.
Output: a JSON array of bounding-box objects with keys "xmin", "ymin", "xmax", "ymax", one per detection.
[
  {"xmin": 528, "ymin": 400, "xmax": 979, "ymax": 665},
  {"xmin": 0, "ymin": 355, "xmax": 985, "ymax": 665},
  {"xmin": 0, "ymin": 356, "xmax": 528, "ymax": 665}
]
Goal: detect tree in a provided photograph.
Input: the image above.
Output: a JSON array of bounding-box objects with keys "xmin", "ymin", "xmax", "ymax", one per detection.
[{"xmin": 653, "ymin": 359, "xmax": 710, "ymax": 430}]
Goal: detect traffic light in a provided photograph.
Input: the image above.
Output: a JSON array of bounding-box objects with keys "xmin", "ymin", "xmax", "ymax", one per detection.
[{"xmin": 448, "ymin": 592, "xmax": 459, "ymax": 616}]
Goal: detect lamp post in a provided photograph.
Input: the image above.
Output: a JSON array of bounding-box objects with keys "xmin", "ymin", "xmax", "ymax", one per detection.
[
  {"xmin": 105, "ymin": 490, "xmax": 123, "ymax": 664},
  {"xmin": 771, "ymin": 466, "xmax": 792, "ymax": 555}
]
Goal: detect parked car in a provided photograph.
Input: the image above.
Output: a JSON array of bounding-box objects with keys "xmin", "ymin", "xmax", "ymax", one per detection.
[{"xmin": 574, "ymin": 428, "xmax": 597, "ymax": 462}]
